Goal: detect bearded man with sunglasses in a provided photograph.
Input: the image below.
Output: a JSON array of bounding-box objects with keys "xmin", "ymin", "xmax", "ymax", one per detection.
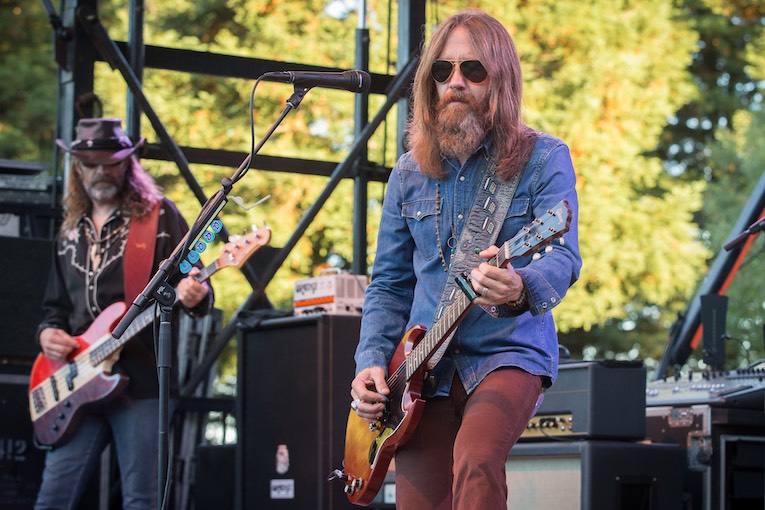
[{"xmin": 350, "ymin": 9, "xmax": 581, "ymax": 509}]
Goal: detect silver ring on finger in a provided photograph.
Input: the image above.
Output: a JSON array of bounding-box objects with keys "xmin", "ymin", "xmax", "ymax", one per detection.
[
  {"xmin": 350, "ymin": 399, "xmax": 359, "ymax": 412},
  {"xmin": 482, "ymin": 286, "xmax": 489, "ymax": 297}
]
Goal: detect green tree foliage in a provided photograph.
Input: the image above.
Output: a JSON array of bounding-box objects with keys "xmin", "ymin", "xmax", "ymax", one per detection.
[
  {"xmin": 0, "ymin": 1, "xmax": 57, "ymax": 162},
  {"xmin": 5, "ymin": 0, "xmax": 765, "ymax": 372},
  {"xmin": 653, "ymin": 0, "xmax": 765, "ymax": 180}
]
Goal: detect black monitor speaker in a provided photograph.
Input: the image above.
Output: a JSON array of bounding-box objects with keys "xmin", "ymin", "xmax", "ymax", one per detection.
[
  {"xmin": 0, "ymin": 236, "xmax": 54, "ymax": 363},
  {"xmin": 236, "ymin": 314, "xmax": 360, "ymax": 510}
]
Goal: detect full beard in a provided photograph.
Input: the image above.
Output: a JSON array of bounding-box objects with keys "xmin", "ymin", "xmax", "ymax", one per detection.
[
  {"xmin": 434, "ymin": 91, "xmax": 490, "ymax": 160},
  {"xmin": 86, "ymin": 178, "xmax": 122, "ymax": 202}
]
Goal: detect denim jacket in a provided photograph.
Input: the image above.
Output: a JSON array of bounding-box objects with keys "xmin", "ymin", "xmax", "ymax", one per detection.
[{"xmin": 355, "ymin": 133, "xmax": 581, "ymax": 397}]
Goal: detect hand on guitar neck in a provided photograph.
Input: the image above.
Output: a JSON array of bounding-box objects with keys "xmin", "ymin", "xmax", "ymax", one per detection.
[{"xmin": 176, "ymin": 266, "xmax": 208, "ymax": 308}]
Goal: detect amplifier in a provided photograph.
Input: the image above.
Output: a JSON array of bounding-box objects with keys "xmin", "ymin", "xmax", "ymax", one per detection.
[
  {"xmin": 520, "ymin": 360, "xmax": 646, "ymax": 441},
  {"xmin": 293, "ymin": 272, "xmax": 367, "ymax": 316},
  {"xmin": 506, "ymin": 441, "xmax": 684, "ymax": 509}
]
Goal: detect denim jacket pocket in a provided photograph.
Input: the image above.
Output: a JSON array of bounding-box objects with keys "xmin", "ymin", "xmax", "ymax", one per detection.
[
  {"xmin": 506, "ymin": 197, "xmax": 530, "ymax": 219},
  {"xmin": 401, "ymin": 198, "xmax": 441, "ymax": 261},
  {"xmin": 498, "ymin": 198, "xmax": 532, "ymax": 249}
]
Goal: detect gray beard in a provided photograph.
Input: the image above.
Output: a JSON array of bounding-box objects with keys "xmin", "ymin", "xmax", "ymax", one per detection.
[{"xmin": 86, "ymin": 182, "xmax": 121, "ymax": 202}]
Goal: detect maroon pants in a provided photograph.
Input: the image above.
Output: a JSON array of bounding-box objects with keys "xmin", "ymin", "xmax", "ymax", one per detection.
[{"xmin": 394, "ymin": 367, "xmax": 542, "ymax": 510}]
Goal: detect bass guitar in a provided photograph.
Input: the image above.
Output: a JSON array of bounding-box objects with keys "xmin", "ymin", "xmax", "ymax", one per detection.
[
  {"xmin": 28, "ymin": 225, "xmax": 271, "ymax": 447},
  {"xmin": 334, "ymin": 201, "xmax": 571, "ymax": 505}
]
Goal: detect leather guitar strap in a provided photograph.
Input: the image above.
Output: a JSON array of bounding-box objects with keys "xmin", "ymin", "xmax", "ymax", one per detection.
[
  {"xmin": 123, "ymin": 203, "xmax": 160, "ymax": 304},
  {"xmin": 427, "ymin": 158, "xmax": 522, "ymax": 370}
]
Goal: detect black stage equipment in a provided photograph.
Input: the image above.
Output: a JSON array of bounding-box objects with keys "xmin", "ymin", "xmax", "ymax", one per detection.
[
  {"xmin": 0, "ymin": 236, "xmax": 54, "ymax": 363},
  {"xmin": 520, "ymin": 360, "xmax": 646, "ymax": 441},
  {"xmin": 236, "ymin": 314, "xmax": 360, "ymax": 510},
  {"xmin": 506, "ymin": 440, "xmax": 684, "ymax": 509},
  {"xmin": 701, "ymin": 294, "xmax": 728, "ymax": 371}
]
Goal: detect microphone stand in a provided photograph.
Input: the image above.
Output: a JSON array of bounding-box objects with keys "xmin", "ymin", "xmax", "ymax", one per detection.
[
  {"xmin": 724, "ymin": 215, "xmax": 765, "ymax": 251},
  {"xmin": 108, "ymin": 85, "xmax": 309, "ymax": 510}
]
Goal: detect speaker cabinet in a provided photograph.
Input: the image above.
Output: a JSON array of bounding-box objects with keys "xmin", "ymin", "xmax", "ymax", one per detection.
[
  {"xmin": 0, "ymin": 236, "xmax": 53, "ymax": 362},
  {"xmin": 236, "ymin": 314, "xmax": 360, "ymax": 510},
  {"xmin": 506, "ymin": 441, "xmax": 684, "ymax": 509},
  {"xmin": 0, "ymin": 373, "xmax": 46, "ymax": 509}
]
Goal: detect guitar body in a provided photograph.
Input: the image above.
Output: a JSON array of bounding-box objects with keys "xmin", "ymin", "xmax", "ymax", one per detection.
[
  {"xmin": 29, "ymin": 302, "xmax": 130, "ymax": 447},
  {"xmin": 342, "ymin": 324, "xmax": 428, "ymax": 506}
]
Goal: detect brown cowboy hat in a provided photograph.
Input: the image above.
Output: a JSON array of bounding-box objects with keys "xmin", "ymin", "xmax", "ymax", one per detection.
[{"xmin": 56, "ymin": 117, "xmax": 145, "ymax": 165}]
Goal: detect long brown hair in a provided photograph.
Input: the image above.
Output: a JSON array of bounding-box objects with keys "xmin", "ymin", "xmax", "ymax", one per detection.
[
  {"xmin": 61, "ymin": 155, "xmax": 162, "ymax": 232},
  {"xmin": 407, "ymin": 9, "xmax": 537, "ymax": 180}
]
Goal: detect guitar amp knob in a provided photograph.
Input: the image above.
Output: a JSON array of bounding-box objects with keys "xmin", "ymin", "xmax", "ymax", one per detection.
[{"xmin": 521, "ymin": 414, "xmax": 574, "ymax": 439}]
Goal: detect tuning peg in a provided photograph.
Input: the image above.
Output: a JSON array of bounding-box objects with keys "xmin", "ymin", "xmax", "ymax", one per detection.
[
  {"xmin": 545, "ymin": 245, "xmax": 553, "ymax": 253},
  {"xmin": 532, "ymin": 252, "xmax": 541, "ymax": 261},
  {"xmin": 559, "ymin": 237, "xmax": 565, "ymax": 246}
]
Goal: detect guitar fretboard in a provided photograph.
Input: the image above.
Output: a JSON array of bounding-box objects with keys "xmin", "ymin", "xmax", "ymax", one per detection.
[{"xmin": 89, "ymin": 306, "xmax": 156, "ymax": 365}]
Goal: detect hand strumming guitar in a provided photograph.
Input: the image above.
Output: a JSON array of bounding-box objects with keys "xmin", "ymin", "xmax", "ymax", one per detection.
[
  {"xmin": 39, "ymin": 328, "xmax": 79, "ymax": 361},
  {"xmin": 350, "ymin": 366, "xmax": 390, "ymax": 425}
]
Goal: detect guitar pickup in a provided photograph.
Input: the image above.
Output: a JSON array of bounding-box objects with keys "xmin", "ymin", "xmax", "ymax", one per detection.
[
  {"xmin": 49, "ymin": 376, "xmax": 60, "ymax": 401},
  {"xmin": 31, "ymin": 387, "xmax": 48, "ymax": 413},
  {"xmin": 65, "ymin": 361, "xmax": 78, "ymax": 391}
]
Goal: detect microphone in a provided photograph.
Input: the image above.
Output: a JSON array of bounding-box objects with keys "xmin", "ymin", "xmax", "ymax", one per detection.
[{"xmin": 260, "ymin": 70, "xmax": 371, "ymax": 93}]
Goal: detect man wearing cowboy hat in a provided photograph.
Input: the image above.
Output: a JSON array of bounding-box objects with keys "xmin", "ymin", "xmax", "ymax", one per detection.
[{"xmin": 34, "ymin": 117, "xmax": 213, "ymax": 509}]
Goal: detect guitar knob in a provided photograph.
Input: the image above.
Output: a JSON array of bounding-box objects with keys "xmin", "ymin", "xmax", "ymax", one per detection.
[{"xmin": 344, "ymin": 484, "xmax": 354, "ymax": 494}]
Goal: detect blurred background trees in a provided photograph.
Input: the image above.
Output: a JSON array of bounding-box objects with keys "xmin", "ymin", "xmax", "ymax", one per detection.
[{"xmin": 2, "ymin": 0, "xmax": 764, "ymax": 377}]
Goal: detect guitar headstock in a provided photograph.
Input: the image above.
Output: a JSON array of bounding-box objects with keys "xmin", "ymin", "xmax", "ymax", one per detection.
[
  {"xmin": 218, "ymin": 224, "xmax": 272, "ymax": 269},
  {"xmin": 500, "ymin": 200, "xmax": 571, "ymax": 265}
]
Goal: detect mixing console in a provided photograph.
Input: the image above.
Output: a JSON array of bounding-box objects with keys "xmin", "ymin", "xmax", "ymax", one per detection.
[{"xmin": 646, "ymin": 365, "xmax": 765, "ymax": 408}]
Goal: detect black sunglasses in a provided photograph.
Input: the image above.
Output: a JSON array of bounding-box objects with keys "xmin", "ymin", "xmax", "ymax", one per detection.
[{"xmin": 431, "ymin": 59, "xmax": 488, "ymax": 84}]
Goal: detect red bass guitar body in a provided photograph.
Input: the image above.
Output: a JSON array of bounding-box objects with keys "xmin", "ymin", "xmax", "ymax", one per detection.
[{"xmin": 28, "ymin": 302, "xmax": 129, "ymax": 447}]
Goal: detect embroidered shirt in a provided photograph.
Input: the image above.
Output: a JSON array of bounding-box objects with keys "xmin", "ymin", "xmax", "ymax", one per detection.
[{"xmin": 37, "ymin": 198, "xmax": 213, "ymax": 399}]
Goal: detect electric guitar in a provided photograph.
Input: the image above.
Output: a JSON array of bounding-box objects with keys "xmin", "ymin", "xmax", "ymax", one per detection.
[
  {"xmin": 28, "ymin": 225, "xmax": 271, "ymax": 447},
  {"xmin": 335, "ymin": 201, "xmax": 571, "ymax": 505}
]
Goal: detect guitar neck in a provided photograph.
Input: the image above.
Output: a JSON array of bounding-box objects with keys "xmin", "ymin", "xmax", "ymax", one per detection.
[
  {"xmin": 89, "ymin": 306, "xmax": 156, "ymax": 365},
  {"xmin": 404, "ymin": 291, "xmax": 473, "ymax": 380},
  {"xmin": 196, "ymin": 261, "xmax": 218, "ymax": 282},
  {"xmin": 88, "ymin": 261, "xmax": 216, "ymax": 366}
]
